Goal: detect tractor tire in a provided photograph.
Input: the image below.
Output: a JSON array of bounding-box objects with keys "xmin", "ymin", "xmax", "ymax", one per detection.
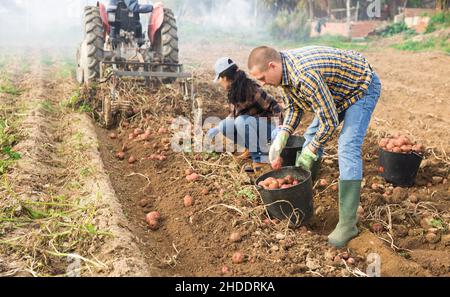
[
  {"xmin": 77, "ymin": 6, "xmax": 104, "ymax": 85},
  {"xmin": 152, "ymin": 8, "xmax": 179, "ymax": 84}
]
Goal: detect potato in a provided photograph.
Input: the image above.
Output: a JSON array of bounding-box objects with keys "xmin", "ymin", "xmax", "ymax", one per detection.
[
  {"xmin": 413, "ymin": 144, "xmax": 424, "ymax": 153},
  {"xmin": 379, "ymin": 138, "xmax": 388, "ymax": 148},
  {"xmin": 146, "ymin": 219, "xmax": 159, "ymax": 230},
  {"xmin": 400, "ymin": 136, "xmax": 411, "ymax": 145},
  {"xmin": 128, "ymin": 156, "xmax": 137, "ymax": 164},
  {"xmin": 158, "ymin": 155, "xmax": 167, "ymax": 161},
  {"xmin": 347, "ymin": 258, "xmax": 356, "ymax": 265},
  {"xmin": 128, "ymin": 133, "xmax": 135, "ymax": 141},
  {"xmin": 232, "ymin": 252, "xmax": 245, "ymax": 264},
  {"xmin": 183, "ymin": 195, "xmax": 195, "ymax": 207},
  {"xmin": 386, "ymin": 143, "xmax": 395, "ymax": 151},
  {"xmin": 109, "ymin": 132, "xmax": 118, "ymax": 140},
  {"xmin": 229, "ymin": 232, "xmax": 242, "ymax": 243},
  {"xmin": 268, "ymin": 182, "xmax": 280, "ymax": 190},
  {"xmin": 357, "ymin": 205, "xmax": 364, "ymax": 217},
  {"xmin": 319, "ymin": 179, "xmax": 329, "ymax": 187},
  {"xmin": 371, "ymin": 222, "xmax": 384, "ymax": 233},
  {"xmin": 284, "ymin": 175, "xmax": 294, "ymax": 184},
  {"xmin": 185, "ymin": 168, "xmax": 194, "ymax": 176},
  {"xmin": 138, "ymin": 198, "xmax": 151, "ymax": 208},
  {"xmin": 186, "ymin": 173, "xmax": 200, "ymax": 182},
  {"xmin": 147, "ymin": 211, "xmax": 161, "ymax": 221},
  {"xmin": 281, "ymin": 184, "xmax": 292, "ymax": 189},
  {"xmin": 292, "ymin": 180, "xmax": 299, "ymax": 186},
  {"xmin": 201, "ymin": 188, "xmax": 209, "ymax": 195},
  {"xmin": 134, "ymin": 128, "xmax": 144, "ymax": 135},
  {"xmin": 393, "ymin": 147, "xmax": 402, "ymax": 153},
  {"xmin": 263, "ymin": 218, "xmax": 272, "ymax": 225},
  {"xmin": 116, "ymin": 151, "xmax": 126, "ymax": 160},
  {"xmin": 333, "ymin": 255, "xmax": 342, "ymax": 264},
  {"xmin": 158, "ymin": 127, "xmax": 168, "ymax": 134},
  {"xmin": 146, "ymin": 212, "xmax": 161, "ymax": 230},
  {"xmin": 401, "ymin": 145, "xmax": 413, "ymax": 153},
  {"xmin": 277, "ymin": 178, "xmax": 286, "ymax": 186},
  {"xmin": 266, "ymin": 177, "xmax": 276, "ymax": 183},
  {"xmin": 221, "ymin": 266, "xmax": 230, "ymax": 275}
]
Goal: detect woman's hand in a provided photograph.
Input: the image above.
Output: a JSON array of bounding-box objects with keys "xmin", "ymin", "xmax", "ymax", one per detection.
[{"xmin": 206, "ymin": 127, "xmax": 220, "ymax": 140}]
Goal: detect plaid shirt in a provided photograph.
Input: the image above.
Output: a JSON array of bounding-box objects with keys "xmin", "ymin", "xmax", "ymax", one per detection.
[
  {"xmin": 280, "ymin": 46, "xmax": 373, "ymax": 150},
  {"xmin": 232, "ymin": 85, "xmax": 283, "ymax": 124}
]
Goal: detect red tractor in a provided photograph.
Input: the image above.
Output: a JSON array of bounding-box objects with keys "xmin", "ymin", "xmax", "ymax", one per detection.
[{"xmin": 76, "ymin": 1, "xmax": 193, "ymax": 127}]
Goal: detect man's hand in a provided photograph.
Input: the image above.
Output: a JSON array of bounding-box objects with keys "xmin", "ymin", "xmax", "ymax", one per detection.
[
  {"xmin": 296, "ymin": 144, "xmax": 319, "ymax": 171},
  {"xmin": 269, "ymin": 130, "xmax": 290, "ymax": 166}
]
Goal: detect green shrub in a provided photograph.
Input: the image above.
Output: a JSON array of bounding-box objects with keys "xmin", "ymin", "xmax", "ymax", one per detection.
[
  {"xmin": 270, "ymin": 8, "xmax": 311, "ymax": 41},
  {"xmin": 381, "ymin": 22, "xmax": 416, "ymax": 37}
]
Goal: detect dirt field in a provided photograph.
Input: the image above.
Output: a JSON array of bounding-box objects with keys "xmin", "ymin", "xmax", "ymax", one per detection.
[{"xmin": 0, "ymin": 41, "xmax": 449, "ymax": 277}]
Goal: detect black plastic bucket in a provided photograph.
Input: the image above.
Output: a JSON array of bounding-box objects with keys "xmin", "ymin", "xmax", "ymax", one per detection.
[
  {"xmin": 255, "ymin": 166, "xmax": 313, "ymax": 226},
  {"xmin": 379, "ymin": 149, "xmax": 423, "ymax": 187},
  {"xmin": 280, "ymin": 136, "xmax": 306, "ymax": 167}
]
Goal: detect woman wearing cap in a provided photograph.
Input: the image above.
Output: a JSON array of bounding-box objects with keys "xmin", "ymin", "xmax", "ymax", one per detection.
[{"xmin": 207, "ymin": 57, "xmax": 284, "ymax": 173}]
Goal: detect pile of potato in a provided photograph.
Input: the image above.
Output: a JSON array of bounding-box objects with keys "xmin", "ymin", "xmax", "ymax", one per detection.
[
  {"xmin": 379, "ymin": 135, "xmax": 424, "ymax": 154},
  {"xmin": 258, "ymin": 175, "xmax": 300, "ymax": 190}
]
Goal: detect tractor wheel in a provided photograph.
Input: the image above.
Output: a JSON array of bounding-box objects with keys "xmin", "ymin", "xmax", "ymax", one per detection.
[
  {"xmin": 152, "ymin": 8, "xmax": 179, "ymax": 84},
  {"xmin": 77, "ymin": 6, "xmax": 104, "ymax": 85}
]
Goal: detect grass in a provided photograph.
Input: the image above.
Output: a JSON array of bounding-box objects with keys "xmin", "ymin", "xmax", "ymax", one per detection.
[
  {"xmin": 392, "ymin": 36, "xmax": 450, "ymax": 54},
  {"xmin": 237, "ymin": 187, "xmax": 257, "ymax": 203},
  {"xmin": 40, "ymin": 100, "xmax": 56, "ymax": 113},
  {"xmin": 425, "ymin": 11, "xmax": 450, "ymax": 33},
  {"xmin": 0, "ymin": 81, "xmax": 22, "ymax": 96},
  {"xmin": 56, "ymin": 59, "xmax": 76, "ymax": 80},
  {"xmin": 60, "ymin": 89, "xmax": 94, "ymax": 114},
  {"xmin": 0, "ymin": 90, "xmax": 23, "ymax": 175},
  {"xmin": 40, "ymin": 55, "xmax": 54, "ymax": 67}
]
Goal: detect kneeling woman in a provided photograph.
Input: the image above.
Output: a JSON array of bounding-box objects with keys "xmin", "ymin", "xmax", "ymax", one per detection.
[{"xmin": 208, "ymin": 57, "xmax": 283, "ymax": 172}]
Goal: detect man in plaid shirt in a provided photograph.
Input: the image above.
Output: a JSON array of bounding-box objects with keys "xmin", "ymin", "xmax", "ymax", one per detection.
[{"xmin": 248, "ymin": 46, "xmax": 382, "ymax": 247}]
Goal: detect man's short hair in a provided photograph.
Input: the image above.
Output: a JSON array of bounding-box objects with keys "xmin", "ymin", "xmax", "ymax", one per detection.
[{"xmin": 248, "ymin": 46, "xmax": 281, "ymax": 71}]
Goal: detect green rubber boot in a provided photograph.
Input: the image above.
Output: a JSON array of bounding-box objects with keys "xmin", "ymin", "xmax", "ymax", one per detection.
[{"xmin": 328, "ymin": 180, "xmax": 361, "ymax": 248}]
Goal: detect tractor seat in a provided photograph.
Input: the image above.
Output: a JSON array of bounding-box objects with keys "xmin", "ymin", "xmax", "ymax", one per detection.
[
  {"xmin": 107, "ymin": 3, "xmax": 153, "ymax": 14},
  {"xmin": 135, "ymin": 4, "xmax": 153, "ymax": 14}
]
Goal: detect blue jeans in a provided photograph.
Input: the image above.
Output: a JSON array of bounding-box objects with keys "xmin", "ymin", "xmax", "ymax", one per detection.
[
  {"xmin": 219, "ymin": 115, "xmax": 278, "ymax": 163},
  {"xmin": 302, "ymin": 73, "xmax": 382, "ymax": 180}
]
